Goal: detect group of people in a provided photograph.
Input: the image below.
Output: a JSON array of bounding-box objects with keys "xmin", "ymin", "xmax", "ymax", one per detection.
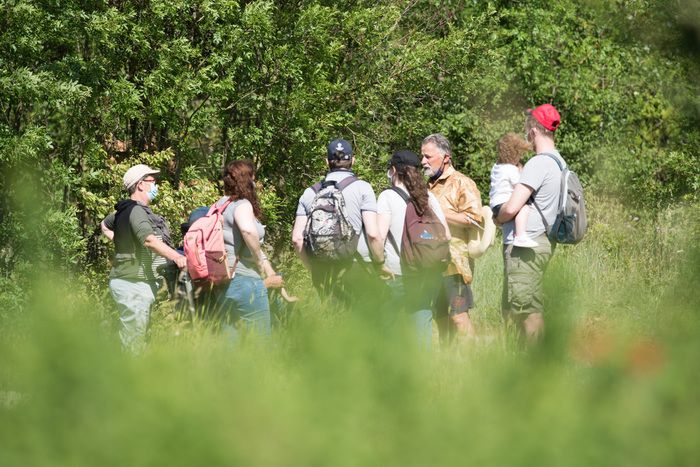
[{"xmin": 103, "ymin": 103, "xmax": 566, "ymax": 352}]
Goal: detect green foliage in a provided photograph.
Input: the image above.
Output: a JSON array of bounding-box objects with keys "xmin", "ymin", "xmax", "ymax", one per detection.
[
  {"xmin": 1, "ymin": 202, "xmax": 699, "ymax": 466},
  {"xmin": 0, "ymin": 0, "xmax": 698, "ymax": 301},
  {"xmin": 1, "ymin": 3, "xmax": 699, "ymax": 461}
]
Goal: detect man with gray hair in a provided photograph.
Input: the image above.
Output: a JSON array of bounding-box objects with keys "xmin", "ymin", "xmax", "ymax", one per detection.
[
  {"xmin": 421, "ymin": 134, "xmax": 483, "ymax": 342},
  {"xmin": 101, "ymin": 164, "xmax": 186, "ymax": 351}
]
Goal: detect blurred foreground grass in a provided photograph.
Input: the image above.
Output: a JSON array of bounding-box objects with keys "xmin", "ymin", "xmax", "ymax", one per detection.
[{"xmin": 1, "ymin": 197, "xmax": 699, "ymax": 466}]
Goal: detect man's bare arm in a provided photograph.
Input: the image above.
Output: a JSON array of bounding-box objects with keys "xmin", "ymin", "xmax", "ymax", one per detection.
[{"xmin": 291, "ymin": 215, "xmax": 312, "ymax": 270}]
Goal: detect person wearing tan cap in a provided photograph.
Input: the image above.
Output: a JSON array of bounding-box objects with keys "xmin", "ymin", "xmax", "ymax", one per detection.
[
  {"xmin": 101, "ymin": 164, "xmax": 186, "ymax": 351},
  {"xmin": 496, "ymin": 104, "xmax": 565, "ymax": 343}
]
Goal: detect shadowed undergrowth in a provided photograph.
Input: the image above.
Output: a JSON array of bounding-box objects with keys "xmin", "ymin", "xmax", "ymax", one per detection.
[{"xmin": 1, "ymin": 198, "xmax": 699, "ymax": 467}]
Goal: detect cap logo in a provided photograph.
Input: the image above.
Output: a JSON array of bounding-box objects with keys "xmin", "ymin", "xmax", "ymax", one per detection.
[{"xmin": 335, "ymin": 143, "xmax": 343, "ymax": 151}]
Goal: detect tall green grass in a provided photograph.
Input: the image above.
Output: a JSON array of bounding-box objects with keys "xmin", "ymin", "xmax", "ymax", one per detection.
[{"xmin": 1, "ymin": 197, "xmax": 699, "ymax": 466}]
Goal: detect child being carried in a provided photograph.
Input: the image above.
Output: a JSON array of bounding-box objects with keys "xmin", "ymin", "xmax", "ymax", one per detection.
[{"xmin": 489, "ymin": 133, "xmax": 538, "ymax": 248}]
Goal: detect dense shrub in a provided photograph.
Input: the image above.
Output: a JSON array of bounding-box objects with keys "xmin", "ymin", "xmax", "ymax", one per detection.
[{"xmin": 0, "ymin": 0, "xmax": 697, "ymax": 290}]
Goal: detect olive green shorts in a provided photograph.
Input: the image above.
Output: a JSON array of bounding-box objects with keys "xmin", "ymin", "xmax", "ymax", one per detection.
[{"xmin": 502, "ymin": 234, "xmax": 554, "ymax": 315}]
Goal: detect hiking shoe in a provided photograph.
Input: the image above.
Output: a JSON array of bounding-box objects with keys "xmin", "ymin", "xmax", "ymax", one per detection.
[{"xmin": 513, "ymin": 236, "xmax": 538, "ymax": 248}]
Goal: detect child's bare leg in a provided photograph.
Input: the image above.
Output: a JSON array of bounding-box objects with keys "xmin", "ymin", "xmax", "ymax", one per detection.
[
  {"xmin": 513, "ymin": 206, "xmax": 538, "ymax": 248},
  {"xmin": 514, "ymin": 205, "xmax": 529, "ymax": 238}
]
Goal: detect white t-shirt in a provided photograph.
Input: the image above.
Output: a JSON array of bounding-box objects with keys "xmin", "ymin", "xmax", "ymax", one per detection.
[
  {"xmin": 377, "ymin": 186, "xmax": 447, "ymax": 276},
  {"xmin": 489, "ymin": 163, "xmax": 520, "ymax": 208}
]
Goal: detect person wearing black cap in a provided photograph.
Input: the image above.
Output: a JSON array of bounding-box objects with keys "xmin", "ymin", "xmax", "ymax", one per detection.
[
  {"xmin": 377, "ymin": 150, "xmax": 450, "ymax": 348},
  {"xmin": 496, "ymin": 104, "xmax": 565, "ymax": 343},
  {"xmin": 100, "ymin": 164, "xmax": 187, "ymax": 352},
  {"xmin": 291, "ymin": 138, "xmax": 385, "ymax": 305}
]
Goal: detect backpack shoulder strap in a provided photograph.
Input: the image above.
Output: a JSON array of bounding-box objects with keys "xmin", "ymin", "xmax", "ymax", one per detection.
[
  {"xmin": 531, "ymin": 152, "xmax": 566, "ymax": 236},
  {"xmin": 390, "ymin": 186, "xmax": 411, "ymax": 204},
  {"xmin": 386, "ymin": 186, "xmax": 414, "ymax": 257},
  {"xmin": 311, "ymin": 181, "xmax": 324, "ymax": 193},
  {"xmin": 336, "ymin": 175, "xmax": 358, "ymax": 191},
  {"xmin": 209, "ymin": 198, "xmax": 233, "ymax": 215},
  {"xmin": 539, "ymin": 152, "xmax": 566, "ymax": 171}
]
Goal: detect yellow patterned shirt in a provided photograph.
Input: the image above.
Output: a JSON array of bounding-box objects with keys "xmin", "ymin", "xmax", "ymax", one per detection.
[{"xmin": 428, "ymin": 165, "xmax": 483, "ymax": 284}]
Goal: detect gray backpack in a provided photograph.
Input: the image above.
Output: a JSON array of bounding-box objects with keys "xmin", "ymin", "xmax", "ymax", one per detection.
[
  {"xmin": 303, "ymin": 176, "xmax": 359, "ymax": 261},
  {"xmin": 534, "ymin": 153, "xmax": 587, "ymax": 244}
]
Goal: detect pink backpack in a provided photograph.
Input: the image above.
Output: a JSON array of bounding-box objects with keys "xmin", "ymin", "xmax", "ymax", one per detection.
[{"xmin": 183, "ymin": 199, "xmax": 235, "ymax": 285}]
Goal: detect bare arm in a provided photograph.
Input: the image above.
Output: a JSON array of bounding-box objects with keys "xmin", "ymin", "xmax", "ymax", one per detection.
[
  {"xmin": 439, "ymin": 217, "xmax": 452, "ymax": 241},
  {"xmin": 377, "ymin": 212, "xmax": 392, "ymax": 244},
  {"xmin": 261, "ymin": 258, "xmax": 284, "ymax": 289},
  {"xmin": 496, "ymin": 183, "xmax": 534, "ymax": 224},
  {"xmin": 362, "ymin": 210, "xmax": 385, "ymax": 263},
  {"xmin": 100, "ymin": 221, "xmax": 114, "ymax": 241},
  {"xmin": 233, "ymin": 201, "xmax": 267, "ymax": 276},
  {"xmin": 291, "ymin": 215, "xmax": 312, "ymax": 270},
  {"xmin": 143, "ymin": 235, "xmax": 186, "ymax": 269}
]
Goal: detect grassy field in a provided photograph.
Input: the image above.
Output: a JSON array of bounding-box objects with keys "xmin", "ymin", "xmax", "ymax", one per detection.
[{"xmin": 1, "ymin": 196, "xmax": 699, "ymax": 467}]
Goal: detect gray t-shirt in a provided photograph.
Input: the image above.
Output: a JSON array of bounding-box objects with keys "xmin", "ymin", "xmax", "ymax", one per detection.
[
  {"xmin": 296, "ymin": 170, "xmax": 378, "ymax": 261},
  {"xmin": 218, "ymin": 196, "xmax": 266, "ymax": 278},
  {"xmin": 503, "ymin": 150, "xmax": 565, "ymax": 244},
  {"xmin": 377, "ymin": 187, "xmax": 446, "ymax": 276}
]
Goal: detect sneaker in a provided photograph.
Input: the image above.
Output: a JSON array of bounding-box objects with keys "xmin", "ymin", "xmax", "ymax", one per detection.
[{"xmin": 513, "ymin": 236, "xmax": 538, "ymax": 248}]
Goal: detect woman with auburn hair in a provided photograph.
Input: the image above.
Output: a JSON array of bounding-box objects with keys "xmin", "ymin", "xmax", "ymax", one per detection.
[
  {"xmin": 377, "ymin": 150, "xmax": 450, "ymax": 349},
  {"xmin": 216, "ymin": 159, "xmax": 282, "ymax": 342}
]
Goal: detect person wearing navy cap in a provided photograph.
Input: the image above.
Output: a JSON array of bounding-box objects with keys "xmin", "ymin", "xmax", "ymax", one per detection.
[
  {"xmin": 496, "ymin": 103, "xmax": 566, "ymax": 343},
  {"xmin": 292, "ymin": 138, "xmax": 386, "ymax": 306}
]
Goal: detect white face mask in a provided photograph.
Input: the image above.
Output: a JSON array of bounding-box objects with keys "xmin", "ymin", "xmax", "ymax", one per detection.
[
  {"xmin": 146, "ymin": 182, "xmax": 158, "ymax": 201},
  {"xmin": 386, "ymin": 169, "xmax": 394, "ymax": 184}
]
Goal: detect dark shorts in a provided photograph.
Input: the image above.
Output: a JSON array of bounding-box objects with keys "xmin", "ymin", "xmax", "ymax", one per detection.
[
  {"xmin": 491, "ymin": 203, "xmax": 503, "ymax": 218},
  {"xmin": 502, "ymin": 234, "xmax": 554, "ymax": 315},
  {"xmin": 492, "ymin": 199, "xmax": 533, "ymax": 218},
  {"xmin": 434, "ymin": 274, "xmax": 474, "ymax": 317}
]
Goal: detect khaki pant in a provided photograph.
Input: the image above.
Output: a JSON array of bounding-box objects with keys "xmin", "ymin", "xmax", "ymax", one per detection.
[{"xmin": 502, "ymin": 234, "xmax": 554, "ymax": 315}]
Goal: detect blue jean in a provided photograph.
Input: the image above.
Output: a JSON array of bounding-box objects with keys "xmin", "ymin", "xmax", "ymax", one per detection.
[
  {"xmin": 109, "ymin": 278, "xmax": 156, "ymax": 352},
  {"xmin": 384, "ymin": 277, "xmax": 433, "ymax": 350},
  {"xmin": 220, "ymin": 274, "xmax": 271, "ymax": 343}
]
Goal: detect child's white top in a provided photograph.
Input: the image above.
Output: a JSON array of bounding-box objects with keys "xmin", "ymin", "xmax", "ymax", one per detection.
[{"xmin": 489, "ymin": 163, "xmax": 520, "ymax": 208}]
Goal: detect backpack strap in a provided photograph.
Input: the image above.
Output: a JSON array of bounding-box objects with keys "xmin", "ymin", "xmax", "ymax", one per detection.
[
  {"xmin": 311, "ymin": 174, "xmax": 358, "ymax": 193},
  {"xmin": 209, "ymin": 198, "xmax": 233, "ymax": 215},
  {"xmin": 531, "ymin": 152, "xmax": 566, "ymax": 237},
  {"xmin": 390, "ymin": 186, "xmax": 411, "ymax": 204},
  {"xmin": 539, "ymin": 152, "xmax": 566, "ymax": 171},
  {"xmin": 386, "ymin": 186, "xmax": 411, "ymax": 257},
  {"xmin": 335, "ymin": 175, "xmax": 359, "ymax": 191}
]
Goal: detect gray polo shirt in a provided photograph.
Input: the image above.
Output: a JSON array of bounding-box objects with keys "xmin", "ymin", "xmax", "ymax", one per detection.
[
  {"xmin": 296, "ymin": 170, "xmax": 378, "ymax": 262},
  {"xmin": 503, "ymin": 150, "xmax": 565, "ymax": 244}
]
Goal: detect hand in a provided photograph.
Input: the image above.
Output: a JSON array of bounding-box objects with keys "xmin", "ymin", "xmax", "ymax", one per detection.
[
  {"xmin": 174, "ymin": 255, "xmax": 187, "ymax": 270},
  {"xmin": 379, "ymin": 264, "xmax": 395, "ymax": 281},
  {"xmin": 263, "ymin": 274, "xmax": 284, "ymax": 289}
]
